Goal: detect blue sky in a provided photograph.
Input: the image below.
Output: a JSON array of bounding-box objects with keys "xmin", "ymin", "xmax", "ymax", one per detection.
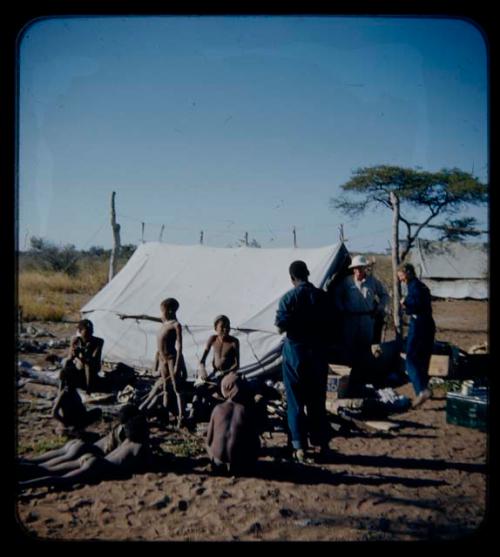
[{"xmin": 18, "ymin": 15, "xmax": 488, "ymax": 253}]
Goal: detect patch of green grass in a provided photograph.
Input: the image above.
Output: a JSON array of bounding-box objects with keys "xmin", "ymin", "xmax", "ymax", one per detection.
[
  {"xmin": 160, "ymin": 435, "xmax": 206, "ymax": 458},
  {"xmin": 18, "ymin": 435, "xmax": 68, "ymax": 457},
  {"xmin": 429, "ymin": 379, "xmax": 462, "ymax": 395}
]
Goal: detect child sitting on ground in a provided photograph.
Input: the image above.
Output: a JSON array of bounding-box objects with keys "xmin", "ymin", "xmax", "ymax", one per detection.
[
  {"xmin": 51, "ymin": 366, "xmax": 102, "ymax": 435},
  {"xmin": 61, "ymin": 319, "xmax": 104, "ymax": 395},
  {"xmin": 189, "ymin": 315, "xmax": 240, "ymax": 423}
]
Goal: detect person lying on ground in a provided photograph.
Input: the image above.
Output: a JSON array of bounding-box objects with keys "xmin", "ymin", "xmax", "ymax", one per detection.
[
  {"xmin": 19, "ymin": 414, "xmax": 151, "ymax": 490},
  {"xmin": 61, "ymin": 319, "xmax": 104, "ymax": 395},
  {"xmin": 189, "ymin": 315, "xmax": 240, "ymax": 423},
  {"xmin": 19, "ymin": 404, "xmax": 140, "ymax": 480},
  {"xmin": 206, "ymin": 371, "xmax": 260, "ymax": 475},
  {"xmin": 51, "ymin": 366, "xmax": 102, "ymax": 434},
  {"xmin": 119, "ymin": 299, "xmax": 188, "ymax": 428}
]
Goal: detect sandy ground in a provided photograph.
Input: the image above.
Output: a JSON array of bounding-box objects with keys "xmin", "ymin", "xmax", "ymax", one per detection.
[{"xmin": 15, "ymin": 300, "xmax": 490, "ymax": 542}]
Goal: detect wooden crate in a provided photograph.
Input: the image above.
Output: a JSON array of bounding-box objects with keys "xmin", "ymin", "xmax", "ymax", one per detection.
[{"xmin": 446, "ymin": 391, "xmax": 487, "ymax": 431}]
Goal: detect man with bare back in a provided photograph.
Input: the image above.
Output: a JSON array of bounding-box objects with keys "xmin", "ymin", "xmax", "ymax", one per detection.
[{"xmin": 206, "ymin": 371, "xmax": 260, "ymax": 474}]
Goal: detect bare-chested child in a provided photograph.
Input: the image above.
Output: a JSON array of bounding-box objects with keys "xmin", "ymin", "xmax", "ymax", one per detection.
[
  {"xmin": 199, "ymin": 315, "xmax": 240, "ymax": 379},
  {"xmin": 118, "ymin": 299, "xmax": 187, "ymax": 427},
  {"xmin": 19, "ymin": 404, "xmax": 140, "ymax": 481},
  {"xmin": 51, "ymin": 366, "xmax": 102, "ymax": 434},
  {"xmin": 189, "ymin": 315, "xmax": 240, "ymax": 423},
  {"xmin": 61, "ymin": 319, "xmax": 104, "ymax": 395},
  {"xmin": 19, "ymin": 414, "xmax": 151, "ymax": 490},
  {"xmin": 206, "ymin": 371, "xmax": 260, "ymax": 475}
]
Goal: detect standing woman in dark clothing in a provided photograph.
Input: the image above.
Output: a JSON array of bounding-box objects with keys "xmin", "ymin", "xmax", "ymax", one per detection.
[
  {"xmin": 397, "ymin": 262, "xmax": 435, "ymax": 408},
  {"xmin": 275, "ymin": 260, "xmax": 331, "ymax": 462}
]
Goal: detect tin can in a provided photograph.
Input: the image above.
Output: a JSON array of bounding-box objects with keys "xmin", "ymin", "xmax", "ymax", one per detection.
[{"xmin": 461, "ymin": 380, "xmax": 474, "ymax": 396}]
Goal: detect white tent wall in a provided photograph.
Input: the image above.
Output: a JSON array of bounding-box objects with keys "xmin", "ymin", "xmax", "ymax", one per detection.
[
  {"xmin": 408, "ymin": 239, "xmax": 488, "ymax": 300},
  {"xmin": 81, "ymin": 242, "xmax": 349, "ymax": 379}
]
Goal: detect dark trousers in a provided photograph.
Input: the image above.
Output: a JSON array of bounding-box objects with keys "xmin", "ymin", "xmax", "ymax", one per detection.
[
  {"xmin": 282, "ymin": 340, "xmax": 329, "ymax": 450},
  {"xmin": 405, "ymin": 318, "xmax": 435, "ymax": 396}
]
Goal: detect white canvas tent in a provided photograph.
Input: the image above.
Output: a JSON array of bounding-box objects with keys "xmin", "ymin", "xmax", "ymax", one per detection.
[
  {"xmin": 81, "ymin": 242, "xmax": 349, "ymax": 379},
  {"xmin": 407, "ymin": 239, "xmax": 488, "ymax": 299}
]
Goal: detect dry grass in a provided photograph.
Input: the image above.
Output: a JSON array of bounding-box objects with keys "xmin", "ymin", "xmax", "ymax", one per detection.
[
  {"xmin": 20, "ymin": 264, "xmax": 108, "ymax": 295},
  {"xmin": 18, "ymin": 261, "xmax": 110, "ymax": 322},
  {"xmin": 18, "ymin": 294, "xmax": 67, "ymax": 322},
  {"xmin": 369, "ymin": 254, "xmax": 393, "ymax": 291}
]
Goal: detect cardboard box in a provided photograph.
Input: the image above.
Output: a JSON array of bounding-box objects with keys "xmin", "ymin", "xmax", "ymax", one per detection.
[
  {"xmin": 428, "ymin": 354, "xmax": 451, "ymax": 377},
  {"xmin": 327, "ymin": 374, "xmax": 350, "ymax": 395},
  {"xmin": 401, "ymin": 353, "xmax": 452, "ymax": 377},
  {"xmin": 325, "ymin": 397, "xmax": 364, "ymax": 415},
  {"xmin": 446, "ymin": 391, "xmax": 487, "ymax": 432},
  {"xmin": 328, "ymin": 364, "xmax": 351, "ymax": 376}
]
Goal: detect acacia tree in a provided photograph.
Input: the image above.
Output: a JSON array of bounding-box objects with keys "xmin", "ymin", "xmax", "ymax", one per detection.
[{"xmin": 331, "ymin": 165, "xmax": 488, "ymax": 339}]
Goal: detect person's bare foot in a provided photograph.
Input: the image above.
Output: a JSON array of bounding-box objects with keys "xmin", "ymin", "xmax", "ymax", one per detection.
[
  {"xmin": 413, "ymin": 388, "xmax": 432, "ymax": 408},
  {"xmin": 293, "ymin": 449, "xmax": 306, "ymax": 463}
]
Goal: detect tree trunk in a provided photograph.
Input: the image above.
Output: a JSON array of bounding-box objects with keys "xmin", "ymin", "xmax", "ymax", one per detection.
[
  {"xmin": 108, "ymin": 191, "xmax": 121, "ymax": 282},
  {"xmin": 390, "ymin": 192, "xmax": 403, "ymax": 344}
]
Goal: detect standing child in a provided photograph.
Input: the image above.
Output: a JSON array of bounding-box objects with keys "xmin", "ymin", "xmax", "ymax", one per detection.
[{"xmin": 119, "ymin": 299, "xmax": 187, "ymax": 427}]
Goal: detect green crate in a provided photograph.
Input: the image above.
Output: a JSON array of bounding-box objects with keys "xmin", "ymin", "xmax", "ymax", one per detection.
[{"xmin": 446, "ymin": 391, "xmax": 488, "ymax": 432}]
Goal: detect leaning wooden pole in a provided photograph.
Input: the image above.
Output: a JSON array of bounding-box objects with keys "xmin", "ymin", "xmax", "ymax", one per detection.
[
  {"xmin": 108, "ymin": 191, "xmax": 122, "ymax": 282},
  {"xmin": 390, "ymin": 191, "xmax": 403, "ymax": 344}
]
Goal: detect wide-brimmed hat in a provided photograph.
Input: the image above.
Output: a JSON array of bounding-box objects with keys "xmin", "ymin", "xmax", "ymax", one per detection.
[{"xmin": 348, "ymin": 254, "xmax": 371, "ymax": 269}]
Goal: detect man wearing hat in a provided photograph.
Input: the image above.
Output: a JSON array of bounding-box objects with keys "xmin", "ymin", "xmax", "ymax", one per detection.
[
  {"xmin": 334, "ymin": 254, "xmax": 389, "ymax": 394},
  {"xmin": 275, "ymin": 260, "xmax": 332, "ymax": 463}
]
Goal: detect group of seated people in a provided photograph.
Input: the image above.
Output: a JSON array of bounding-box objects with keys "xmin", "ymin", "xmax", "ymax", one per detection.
[{"xmin": 19, "ymin": 309, "xmax": 265, "ymax": 490}]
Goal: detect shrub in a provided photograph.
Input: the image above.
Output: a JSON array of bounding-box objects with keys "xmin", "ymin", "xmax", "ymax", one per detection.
[{"xmin": 28, "ymin": 236, "xmax": 79, "ymax": 276}]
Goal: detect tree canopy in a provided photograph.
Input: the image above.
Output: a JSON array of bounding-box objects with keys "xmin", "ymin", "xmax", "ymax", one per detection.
[{"xmin": 331, "ymin": 165, "xmax": 487, "ymax": 260}]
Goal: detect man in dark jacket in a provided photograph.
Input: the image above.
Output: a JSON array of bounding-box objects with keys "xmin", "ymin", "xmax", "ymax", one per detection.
[
  {"xmin": 275, "ymin": 260, "xmax": 331, "ymax": 462},
  {"xmin": 397, "ymin": 262, "xmax": 435, "ymax": 408}
]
